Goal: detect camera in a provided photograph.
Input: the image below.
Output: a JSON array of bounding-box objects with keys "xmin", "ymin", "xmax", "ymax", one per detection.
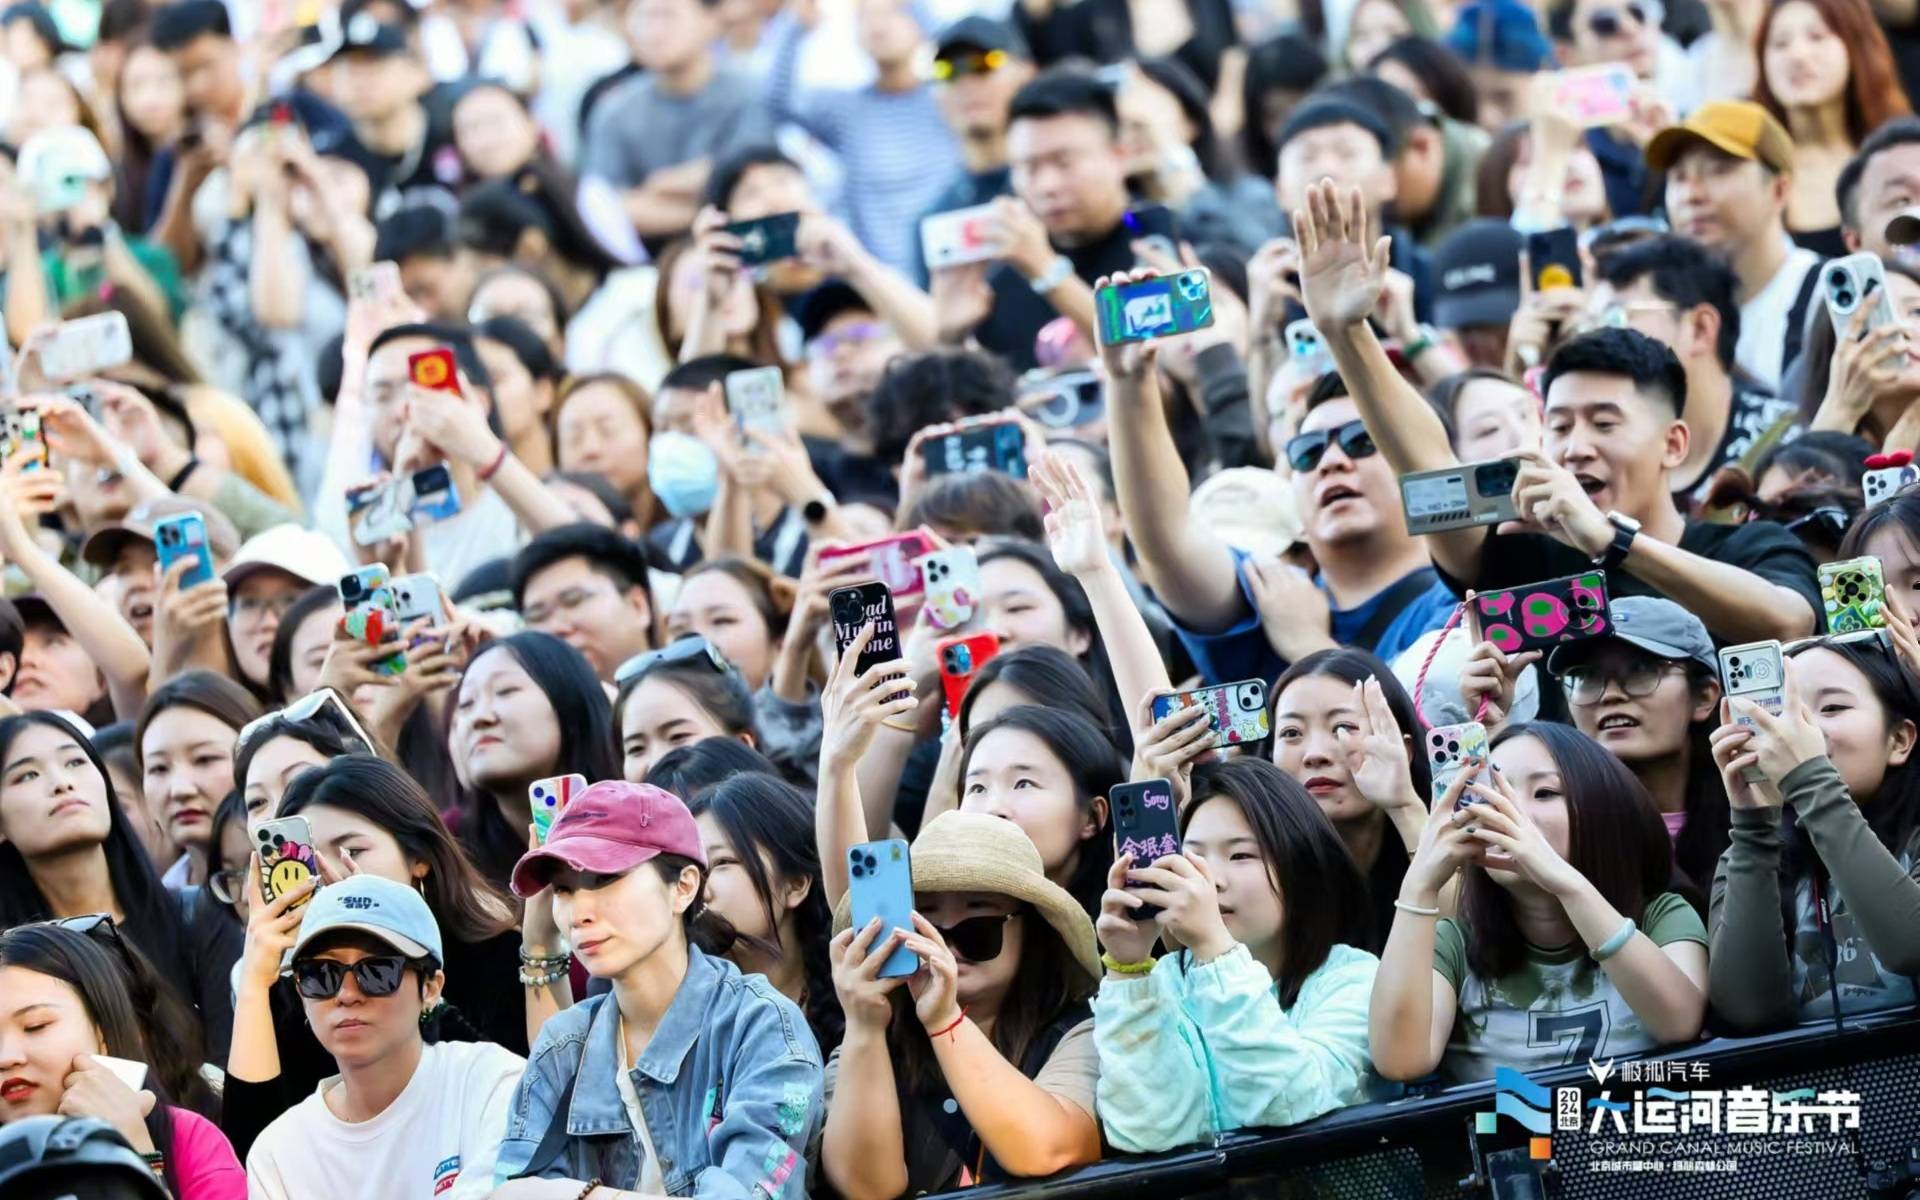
[{"xmin": 942, "ymin": 643, "xmax": 974, "ymax": 674}]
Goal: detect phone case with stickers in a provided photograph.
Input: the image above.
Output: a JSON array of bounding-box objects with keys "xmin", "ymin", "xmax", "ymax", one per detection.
[
  {"xmin": 915, "ymin": 548, "xmax": 980, "ymax": 630},
  {"xmin": 1399, "ymin": 459, "xmax": 1522, "ymax": 535},
  {"xmin": 1819, "ymin": 556, "xmax": 1887, "ymax": 634},
  {"xmin": 256, "ymin": 816, "xmax": 320, "ymax": 909},
  {"xmin": 1149, "ymin": 679, "xmax": 1270, "ymax": 749},
  {"xmin": 1471, "ymin": 571, "xmax": 1610, "ymax": 655},
  {"xmin": 530, "ymin": 773, "xmax": 587, "ymax": 845},
  {"xmin": 1428, "ymin": 721, "xmax": 1489, "ymax": 807}
]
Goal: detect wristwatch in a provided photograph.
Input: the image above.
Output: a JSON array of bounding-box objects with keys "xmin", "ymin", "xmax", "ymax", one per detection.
[
  {"xmin": 1026, "ymin": 254, "xmax": 1074, "ymax": 294},
  {"xmin": 802, "ymin": 494, "xmax": 835, "ymax": 525},
  {"xmin": 1595, "ymin": 510, "xmax": 1641, "ymax": 570}
]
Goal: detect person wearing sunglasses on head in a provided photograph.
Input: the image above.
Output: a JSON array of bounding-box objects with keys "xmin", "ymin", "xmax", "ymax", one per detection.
[
  {"xmin": 821, "ymin": 811, "xmax": 1102, "ymax": 1198},
  {"xmin": 0, "ymin": 922, "xmax": 243, "ymax": 1200},
  {"xmin": 492, "ymin": 781, "xmax": 822, "ymax": 1196},
  {"xmin": 616, "ymin": 635, "xmax": 762, "ymax": 784},
  {"xmin": 1295, "ymin": 183, "xmax": 1823, "ymax": 650},
  {"xmin": 244, "ymin": 875, "xmax": 524, "ymax": 1200}
]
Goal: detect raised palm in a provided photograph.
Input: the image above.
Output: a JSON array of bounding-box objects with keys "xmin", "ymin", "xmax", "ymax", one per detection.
[
  {"xmin": 1032, "ymin": 452, "xmax": 1107, "ymax": 577},
  {"xmin": 1294, "ymin": 179, "xmax": 1392, "ymax": 330}
]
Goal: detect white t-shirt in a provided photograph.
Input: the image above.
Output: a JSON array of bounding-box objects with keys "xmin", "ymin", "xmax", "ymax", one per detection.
[
  {"xmin": 1736, "ymin": 242, "xmax": 1822, "ymax": 392},
  {"xmin": 246, "ymin": 1040, "xmax": 525, "ymax": 1200},
  {"xmin": 614, "ymin": 1014, "xmax": 668, "ymax": 1196}
]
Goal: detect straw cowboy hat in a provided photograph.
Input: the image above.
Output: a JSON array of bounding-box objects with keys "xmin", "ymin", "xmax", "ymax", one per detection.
[{"xmin": 833, "ymin": 811, "xmax": 1101, "ymax": 984}]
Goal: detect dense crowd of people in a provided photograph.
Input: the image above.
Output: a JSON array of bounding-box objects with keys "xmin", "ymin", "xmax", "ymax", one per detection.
[{"xmin": 1, "ymin": 0, "xmax": 1920, "ymax": 1196}]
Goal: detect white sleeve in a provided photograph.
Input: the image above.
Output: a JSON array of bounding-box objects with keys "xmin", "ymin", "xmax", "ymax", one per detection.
[
  {"xmin": 244, "ymin": 1132, "xmax": 291, "ymax": 1200},
  {"xmin": 449, "ymin": 1045, "xmax": 530, "ymax": 1200}
]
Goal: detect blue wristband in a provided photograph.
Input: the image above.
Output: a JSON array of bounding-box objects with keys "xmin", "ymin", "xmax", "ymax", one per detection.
[{"xmin": 1590, "ymin": 916, "xmax": 1637, "ymax": 962}]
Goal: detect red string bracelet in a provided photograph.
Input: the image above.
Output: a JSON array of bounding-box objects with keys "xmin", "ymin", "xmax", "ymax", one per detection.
[
  {"xmin": 477, "ymin": 441, "xmax": 509, "ymax": 483},
  {"xmin": 930, "ymin": 1007, "xmax": 968, "ymax": 1039}
]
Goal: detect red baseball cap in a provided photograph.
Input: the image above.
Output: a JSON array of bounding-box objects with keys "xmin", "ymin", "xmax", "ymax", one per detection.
[{"xmin": 510, "ymin": 781, "xmax": 706, "ymax": 898}]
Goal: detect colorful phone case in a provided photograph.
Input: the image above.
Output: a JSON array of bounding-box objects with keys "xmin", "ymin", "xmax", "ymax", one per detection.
[
  {"xmin": 339, "ymin": 586, "xmax": 406, "ymax": 677},
  {"xmin": 256, "ymin": 816, "xmax": 319, "ymax": 909},
  {"xmin": 936, "ymin": 632, "xmax": 1000, "ymax": 721},
  {"xmin": 922, "ymin": 423, "xmax": 1028, "ymax": 479},
  {"xmin": 1095, "ymin": 270, "xmax": 1215, "ymax": 345},
  {"xmin": 1819, "ymin": 556, "xmax": 1887, "ymax": 634},
  {"xmin": 847, "ymin": 839, "xmax": 920, "ymax": 978},
  {"xmin": 1524, "ymin": 226, "xmax": 1582, "ymax": 290},
  {"xmin": 1111, "ymin": 779, "xmax": 1180, "ymax": 920},
  {"xmin": 407, "ymin": 348, "xmax": 461, "ymax": 394},
  {"xmin": 530, "ymin": 773, "xmax": 588, "ymax": 845},
  {"xmin": 831, "ymin": 583, "xmax": 900, "ymax": 676},
  {"xmin": 915, "ymin": 548, "xmax": 980, "ymax": 631},
  {"xmin": 819, "ymin": 533, "xmax": 937, "ymax": 598},
  {"xmin": 337, "ymin": 564, "xmax": 389, "ymax": 607},
  {"xmin": 153, "ymin": 513, "xmax": 214, "ymax": 588},
  {"xmin": 1149, "ymin": 679, "xmax": 1270, "ymax": 749},
  {"xmin": 1472, "ymin": 571, "xmax": 1610, "ymax": 654},
  {"xmin": 1865, "ymin": 463, "xmax": 1918, "ymax": 506},
  {"xmin": 1428, "ymin": 721, "xmax": 1489, "ymax": 807}
]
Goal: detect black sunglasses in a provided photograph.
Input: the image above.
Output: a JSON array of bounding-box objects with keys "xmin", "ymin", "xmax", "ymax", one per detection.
[
  {"xmin": 1284, "ymin": 419, "xmax": 1377, "ymax": 473},
  {"xmin": 936, "ymin": 912, "xmax": 1017, "ymax": 963},
  {"xmin": 291, "ymin": 954, "xmax": 422, "ymax": 1000},
  {"xmin": 1587, "ymin": 2, "xmax": 1647, "ymax": 35},
  {"xmin": 615, "ymin": 635, "xmax": 731, "ymax": 686}
]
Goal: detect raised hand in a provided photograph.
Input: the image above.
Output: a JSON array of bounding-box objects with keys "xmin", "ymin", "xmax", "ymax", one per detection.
[
  {"xmin": 1732, "ymin": 661, "xmax": 1830, "ymax": 784},
  {"xmin": 1293, "ymin": 179, "xmax": 1392, "ymax": 331},
  {"xmin": 1030, "ymin": 449, "xmax": 1109, "ymax": 578},
  {"xmin": 1708, "ymin": 702, "xmax": 1785, "ymax": 810},
  {"xmin": 1338, "ymin": 676, "xmax": 1422, "ymax": 815},
  {"xmin": 1458, "ymin": 637, "xmax": 1540, "ymax": 735}
]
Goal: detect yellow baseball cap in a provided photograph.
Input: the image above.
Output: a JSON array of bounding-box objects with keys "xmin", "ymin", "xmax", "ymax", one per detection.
[{"xmin": 1645, "ymin": 100, "xmax": 1796, "ymax": 176}]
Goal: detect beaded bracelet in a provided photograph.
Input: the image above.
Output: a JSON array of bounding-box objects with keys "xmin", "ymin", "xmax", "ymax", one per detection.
[
  {"xmin": 519, "ymin": 948, "xmax": 569, "ymax": 968},
  {"xmin": 141, "ymin": 1150, "xmax": 165, "ymax": 1177},
  {"xmin": 520, "ymin": 964, "xmax": 569, "ymax": 987},
  {"xmin": 1100, "ymin": 952, "xmax": 1157, "ymax": 976},
  {"xmin": 574, "ymin": 1177, "xmax": 603, "ymax": 1200}
]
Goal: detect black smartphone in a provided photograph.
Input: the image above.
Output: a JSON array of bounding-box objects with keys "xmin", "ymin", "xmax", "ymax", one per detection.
[
  {"xmin": 830, "ymin": 583, "xmax": 900, "ymax": 675},
  {"xmin": 1524, "ymin": 226, "xmax": 1582, "ymax": 290},
  {"xmin": 921, "ymin": 422, "xmax": 1028, "ymax": 478},
  {"xmin": 1111, "ymin": 779, "xmax": 1180, "ymax": 920},
  {"xmin": 726, "ymin": 212, "xmax": 801, "ymax": 267}
]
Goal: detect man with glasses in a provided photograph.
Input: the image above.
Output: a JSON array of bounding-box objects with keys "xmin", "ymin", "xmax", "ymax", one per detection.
[
  {"xmin": 1297, "ymin": 182, "xmax": 1820, "ymax": 645},
  {"xmin": 1106, "ymin": 338, "xmax": 1455, "ymax": 688},
  {"xmin": 1591, "ymin": 236, "xmax": 1801, "ymax": 509},
  {"xmin": 799, "ymin": 282, "xmax": 904, "ymax": 506},
  {"xmin": 219, "ymin": 525, "xmax": 352, "ymax": 695},
  {"xmin": 511, "ymin": 523, "xmax": 656, "ymax": 683},
  {"xmin": 913, "ymin": 17, "xmax": 1036, "ymax": 284},
  {"xmin": 245, "ymin": 876, "xmax": 523, "ymax": 1200}
]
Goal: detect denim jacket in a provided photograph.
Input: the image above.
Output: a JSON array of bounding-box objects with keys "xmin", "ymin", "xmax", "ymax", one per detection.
[
  {"xmin": 1091, "ymin": 942, "xmax": 1379, "ymax": 1153},
  {"xmin": 493, "ymin": 948, "xmax": 824, "ymax": 1197}
]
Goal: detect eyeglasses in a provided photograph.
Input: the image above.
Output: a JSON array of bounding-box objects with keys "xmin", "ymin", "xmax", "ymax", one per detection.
[
  {"xmin": 237, "ymin": 687, "xmax": 376, "ymax": 765},
  {"xmin": 209, "ymin": 866, "xmax": 248, "ymax": 906},
  {"xmin": 230, "ymin": 592, "xmax": 304, "ymax": 625},
  {"xmin": 291, "ymin": 954, "xmax": 424, "ymax": 1000},
  {"xmin": 807, "ymin": 322, "xmax": 887, "ymax": 360},
  {"xmin": 1587, "ymin": 1, "xmax": 1651, "ymax": 36},
  {"xmin": 1284, "ymin": 419, "xmax": 1377, "ymax": 473},
  {"xmin": 1558, "ymin": 659, "xmax": 1686, "ymax": 703},
  {"xmin": 522, "ymin": 582, "xmax": 619, "ymax": 627},
  {"xmin": 931, "ymin": 49, "xmax": 1008, "ymax": 81},
  {"xmin": 935, "ymin": 912, "xmax": 1017, "ymax": 963},
  {"xmin": 615, "ymin": 635, "xmax": 731, "ymax": 686}
]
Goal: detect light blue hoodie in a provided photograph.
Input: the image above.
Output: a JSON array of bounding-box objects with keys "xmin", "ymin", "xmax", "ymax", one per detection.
[{"xmin": 1091, "ymin": 942, "xmax": 1379, "ymax": 1153}]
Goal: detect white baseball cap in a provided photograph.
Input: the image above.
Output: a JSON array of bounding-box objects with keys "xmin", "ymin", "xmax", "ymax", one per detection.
[{"xmin": 222, "ymin": 524, "xmax": 353, "ymax": 590}]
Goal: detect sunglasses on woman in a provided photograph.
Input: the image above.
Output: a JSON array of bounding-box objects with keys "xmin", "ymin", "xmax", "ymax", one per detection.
[
  {"xmin": 1283, "ymin": 419, "xmax": 1377, "ymax": 474},
  {"xmin": 291, "ymin": 955, "xmax": 426, "ymax": 1000},
  {"xmin": 237, "ymin": 687, "xmax": 375, "ymax": 763},
  {"xmin": 936, "ymin": 912, "xmax": 1017, "ymax": 963},
  {"xmin": 615, "ymin": 635, "xmax": 732, "ymax": 686}
]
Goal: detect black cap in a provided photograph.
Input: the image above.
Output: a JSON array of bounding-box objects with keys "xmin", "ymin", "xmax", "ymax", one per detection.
[
  {"xmin": 0, "ymin": 1115, "xmax": 168, "ymax": 1200},
  {"xmin": 798, "ymin": 281, "xmax": 875, "ymax": 342},
  {"xmin": 1277, "ymin": 98, "xmax": 1393, "ymax": 156},
  {"xmin": 328, "ymin": 12, "xmax": 409, "ymax": 61},
  {"xmin": 935, "ymin": 15, "xmax": 1029, "ymax": 61},
  {"xmin": 1432, "ymin": 219, "xmax": 1524, "ymax": 330}
]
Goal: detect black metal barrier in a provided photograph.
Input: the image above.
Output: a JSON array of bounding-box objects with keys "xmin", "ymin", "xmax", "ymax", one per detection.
[{"xmin": 931, "ymin": 1011, "xmax": 1920, "ymax": 1200}]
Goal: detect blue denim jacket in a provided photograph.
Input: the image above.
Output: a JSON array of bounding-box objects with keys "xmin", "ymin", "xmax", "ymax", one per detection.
[{"xmin": 493, "ymin": 947, "xmax": 824, "ymax": 1197}]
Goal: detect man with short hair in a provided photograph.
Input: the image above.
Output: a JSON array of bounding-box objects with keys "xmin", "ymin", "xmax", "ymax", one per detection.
[
  {"xmin": 374, "ymin": 207, "xmax": 474, "ymax": 320},
  {"xmin": 1592, "ymin": 236, "xmax": 1801, "ymax": 507},
  {"xmin": 1650, "ymin": 101, "xmax": 1823, "ymax": 392},
  {"xmin": 798, "ymin": 281, "xmax": 902, "ymax": 505},
  {"xmin": 1317, "ymin": 76, "xmax": 1490, "ymax": 249},
  {"xmin": 1296, "ymin": 180, "xmax": 1820, "ymax": 644},
  {"xmin": 1838, "ymin": 116, "xmax": 1920, "ymax": 259},
  {"xmin": 580, "ymin": 0, "xmax": 775, "ymax": 239},
  {"xmin": 914, "ymin": 17, "xmax": 1035, "ymax": 283},
  {"xmin": 511, "ymin": 522, "xmax": 656, "ymax": 681},
  {"xmin": 322, "ymin": 14, "xmax": 460, "ymax": 209},
  {"xmin": 246, "ymin": 876, "xmax": 523, "ymax": 1200}
]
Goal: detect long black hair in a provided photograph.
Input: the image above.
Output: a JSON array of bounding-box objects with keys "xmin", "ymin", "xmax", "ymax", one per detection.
[
  {"xmin": 645, "ymin": 738, "xmax": 781, "ymax": 799},
  {"xmin": 615, "ymin": 642, "xmax": 761, "ymax": 744},
  {"xmin": 0, "ymin": 714, "xmax": 196, "ymax": 1022},
  {"xmin": 453, "ymin": 632, "xmax": 619, "ymax": 890},
  {"xmin": 685, "ymin": 774, "xmax": 843, "ymax": 1052},
  {"xmin": 0, "ymin": 924, "xmax": 189, "ymax": 1195},
  {"xmin": 976, "ymin": 541, "xmax": 1130, "ymax": 750},
  {"xmin": 234, "ymin": 712, "xmax": 377, "ymax": 822},
  {"xmin": 957, "ymin": 644, "xmax": 1111, "ymax": 742},
  {"xmin": 265, "ymin": 585, "xmax": 340, "ymax": 705},
  {"xmin": 1464, "ymin": 724, "xmax": 1674, "ymax": 981},
  {"xmin": 1184, "ymin": 758, "xmax": 1372, "ymax": 1006},
  {"xmin": 960, "ymin": 706, "xmax": 1125, "ymax": 917}
]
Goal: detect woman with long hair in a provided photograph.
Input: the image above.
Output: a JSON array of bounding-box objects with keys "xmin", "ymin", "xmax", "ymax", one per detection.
[
  {"xmin": 684, "ymin": 773, "xmax": 844, "ymax": 1053},
  {"xmin": 1754, "ymin": 0, "xmax": 1911, "ymax": 255},
  {"xmin": 134, "ymin": 671, "xmax": 260, "ymax": 887},
  {"xmin": 263, "ymin": 586, "xmax": 342, "ymax": 706},
  {"xmin": 1370, "ymin": 723, "xmax": 1708, "ymax": 1082},
  {"xmin": 221, "ymin": 755, "xmax": 530, "ymax": 1160},
  {"xmin": 0, "ymin": 923, "xmax": 243, "ymax": 1199},
  {"xmin": 823, "ymin": 811, "xmax": 1102, "ymax": 1197},
  {"xmin": 0, "ymin": 714, "xmax": 216, "ymax": 1036},
  {"xmin": 451, "ymin": 632, "xmax": 619, "ymax": 891},
  {"xmin": 979, "ymin": 540, "xmax": 1130, "ymax": 748},
  {"xmin": 112, "ymin": 38, "xmax": 186, "ymax": 233},
  {"xmin": 666, "ymin": 558, "xmax": 793, "ymax": 693},
  {"xmin": 1094, "ymin": 758, "xmax": 1377, "ymax": 1150},
  {"xmin": 1268, "ymin": 649, "xmax": 1430, "ymax": 951},
  {"xmin": 1708, "ymin": 639, "xmax": 1920, "ymax": 1029},
  {"xmin": 495, "ymin": 782, "xmax": 822, "ymax": 1191}
]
